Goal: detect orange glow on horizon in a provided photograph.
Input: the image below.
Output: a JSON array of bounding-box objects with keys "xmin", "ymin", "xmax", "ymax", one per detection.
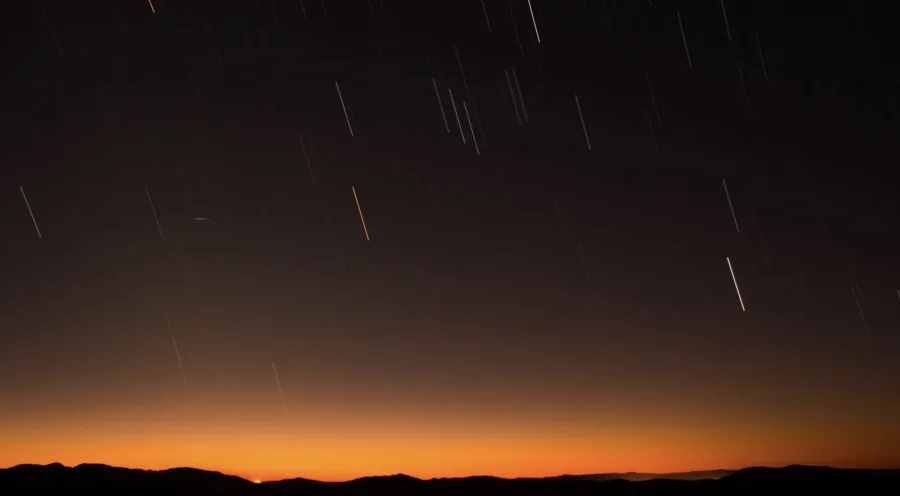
[
  {"xmin": 4, "ymin": 409, "xmax": 899, "ymax": 482},
  {"xmin": 4, "ymin": 340, "xmax": 899, "ymax": 482}
]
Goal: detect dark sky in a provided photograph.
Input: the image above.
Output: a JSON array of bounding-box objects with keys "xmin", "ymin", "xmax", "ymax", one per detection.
[{"xmin": 1, "ymin": 0, "xmax": 899, "ymax": 482}]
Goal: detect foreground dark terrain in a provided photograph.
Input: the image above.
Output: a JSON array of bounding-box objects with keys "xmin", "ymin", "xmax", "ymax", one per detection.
[{"xmin": 2, "ymin": 463, "xmax": 899, "ymax": 495}]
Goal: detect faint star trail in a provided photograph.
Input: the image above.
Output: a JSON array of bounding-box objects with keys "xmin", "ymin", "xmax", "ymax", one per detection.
[
  {"xmin": 145, "ymin": 188, "xmax": 165, "ymax": 240},
  {"xmin": 352, "ymin": 186, "xmax": 371, "ymax": 241},
  {"xmin": 272, "ymin": 361, "xmax": 287, "ymax": 414},
  {"xmin": 19, "ymin": 186, "xmax": 42, "ymax": 239}
]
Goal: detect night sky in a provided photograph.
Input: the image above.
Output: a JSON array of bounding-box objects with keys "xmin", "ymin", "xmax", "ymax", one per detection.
[{"xmin": 2, "ymin": 0, "xmax": 899, "ymax": 483}]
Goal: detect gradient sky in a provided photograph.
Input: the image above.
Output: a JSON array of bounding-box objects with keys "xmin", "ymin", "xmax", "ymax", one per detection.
[{"xmin": 1, "ymin": 0, "xmax": 899, "ymax": 483}]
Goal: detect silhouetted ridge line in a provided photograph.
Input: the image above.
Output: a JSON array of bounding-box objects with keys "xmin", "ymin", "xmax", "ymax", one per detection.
[
  {"xmin": 3, "ymin": 463, "xmax": 900, "ymax": 494},
  {"xmin": 550, "ymin": 469, "xmax": 734, "ymax": 481},
  {"xmin": 350, "ymin": 473, "xmax": 421, "ymax": 482},
  {"xmin": 724, "ymin": 465, "xmax": 900, "ymax": 482}
]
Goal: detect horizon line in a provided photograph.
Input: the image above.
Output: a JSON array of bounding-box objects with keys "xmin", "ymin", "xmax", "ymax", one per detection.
[{"xmin": 7, "ymin": 462, "xmax": 898, "ymax": 484}]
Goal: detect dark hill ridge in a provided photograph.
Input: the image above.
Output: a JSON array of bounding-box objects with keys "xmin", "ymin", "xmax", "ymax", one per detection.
[
  {"xmin": 2, "ymin": 463, "xmax": 899, "ymax": 494},
  {"xmin": 549, "ymin": 469, "xmax": 734, "ymax": 481}
]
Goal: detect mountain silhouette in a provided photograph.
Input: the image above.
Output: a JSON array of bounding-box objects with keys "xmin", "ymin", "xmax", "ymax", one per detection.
[
  {"xmin": 2, "ymin": 463, "xmax": 899, "ymax": 494},
  {"xmin": 550, "ymin": 469, "xmax": 734, "ymax": 481}
]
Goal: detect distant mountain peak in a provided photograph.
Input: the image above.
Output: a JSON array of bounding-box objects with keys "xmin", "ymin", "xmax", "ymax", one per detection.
[
  {"xmin": 74, "ymin": 463, "xmax": 115, "ymax": 470},
  {"xmin": 351, "ymin": 473, "xmax": 420, "ymax": 483},
  {"xmin": 11, "ymin": 462, "xmax": 67, "ymax": 471}
]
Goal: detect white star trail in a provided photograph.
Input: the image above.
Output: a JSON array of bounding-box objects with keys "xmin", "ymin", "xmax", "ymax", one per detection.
[
  {"xmin": 498, "ymin": 74, "xmax": 515, "ymax": 122},
  {"xmin": 449, "ymin": 88, "xmax": 466, "ymax": 144},
  {"xmin": 352, "ymin": 186, "xmax": 371, "ymax": 241},
  {"xmin": 646, "ymin": 71, "xmax": 662, "ymax": 127},
  {"xmin": 677, "ymin": 11, "xmax": 692, "ymax": 68},
  {"xmin": 335, "ymin": 81, "xmax": 354, "ymax": 137},
  {"xmin": 505, "ymin": 69, "xmax": 522, "ymax": 125},
  {"xmin": 722, "ymin": 178, "xmax": 740, "ymax": 233},
  {"xmin": 719, "ymin": 0, "xmax": 731, "ymax": 40},
  {"xmin": 453, "ymin": 45, "xmax": 472, "ymax": 103},
  {"xmin": 479, "ymin": 0, "xmax": 492, "ymax": 32},
  {"xmin": 272, "ymin": 361, "xmax": 287, "ymax": 414},
  {"xmin": 574, "ymin": 94, "xmax": 591, "ymax": 150},
  {"xmin": 19, "ymin": 186, "xmax": 42, "ymax": 239},
  {"xmin": 509, "ymin": 3, "xmax": 526, "ymax": 60},
  {"xmin": 511, "ymin": 68, "xmax": 527, "ymax": 123},
  {"xmin": 145, "ymin": 187, "xmax": 165, "ymax": 240},
  {"xmin": 453, "ymin": 45, "xmax": 487, "ymax": 147},
  {"xmin": 40, "ymin": 5, "xmax": 67, "ymax": 64},
  {"xmin": 148, "ymin": 0, "xmax": 156, "ymax": 14},
  {"xmin": 297, "ymin": 132, "xmax": 316, "ymax": 184},
  {"xmin": 432, "ymin": 77, "xmax": 450, "ymax": 132},
  {"xmin": 726, "ymin": 256, "xmax": 746, "ymax": 312},
  {"xmin": 164, "ymin": 312, "xmax": 188, "ymax": 386},
  {"xmin": 850, "ymin": 285, "xmax": 871, "ymax": 339},
  {"xmin": 526, "ymin": 0, "xmax": 541, "ymax": 43},
  {"xmin": 463, "ymin": 101, "xmax": 481, "ymax": 157},
  {"xmin": 170, "ymin": 336, "xmax": 187, "ymax": 385},
  {"xmin": 756, "ymin": 32, "xmax": 769, "ymax": 86},
  {"xmin": 271, "ymin": 3, "xmax": 282, "ymax": 29}
]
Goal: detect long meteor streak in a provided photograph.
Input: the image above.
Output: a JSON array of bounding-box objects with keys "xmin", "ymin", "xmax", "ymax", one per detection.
[{"xmin": 726, "ymin": 257, "xmax": 746, "ymax": 312}]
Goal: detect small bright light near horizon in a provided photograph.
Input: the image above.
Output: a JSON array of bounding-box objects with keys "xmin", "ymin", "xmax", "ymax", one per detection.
[{"xmin": 254, "ymin": 479, "xmax": 261, "ymax": 484}]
